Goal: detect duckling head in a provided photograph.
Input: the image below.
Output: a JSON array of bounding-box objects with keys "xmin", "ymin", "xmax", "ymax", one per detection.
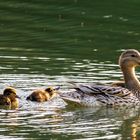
[
  {"xmin": 3, "ymin": 87, "xmax": 19, "ymax": 102},
  {"xmin": 45, "ymin": 86, "xmax": 59, "ymax": 97},
  {"xmin": 119, "ymin": 49, "xmax": 140, "ymax": 69}
]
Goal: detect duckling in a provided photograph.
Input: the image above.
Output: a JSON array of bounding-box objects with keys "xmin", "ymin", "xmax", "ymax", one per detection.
[
  {"xmin": 60, "ymin": 49, "xmax": 140, "ymax": 106},
  {"xmin": 26, "ymin": 87, "xmax": 59, "ymax": 102},
  {"xmin": 0, "ymin": 87, "xmax": 19, "ymax": 109}
]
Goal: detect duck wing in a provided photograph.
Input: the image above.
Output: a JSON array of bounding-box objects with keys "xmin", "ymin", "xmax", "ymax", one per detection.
[{"xmin": 70, "ymin": 83, "xmax": 131, "ymax": 97}]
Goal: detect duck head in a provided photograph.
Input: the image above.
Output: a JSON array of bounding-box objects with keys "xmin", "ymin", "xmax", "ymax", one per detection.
[
  {"xmin": 3, "ymin": 87, "xmax": 19, "ymax": 102},
  {"xmin": 45, "ymin": 86, "xmax": 59, "ymax": 97},
  {"xmin": 119, "ymin": 49, "xmax": 140, "ymax": 69}
]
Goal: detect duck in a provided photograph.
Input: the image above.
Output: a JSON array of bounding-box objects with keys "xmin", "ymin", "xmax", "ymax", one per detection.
[
  {"xmin": 26, "ymin": 86, "xmax": 59, "ymax": 102},
  {"xmin": 60, "ymin": 49, "xmax": 140, "ymax": 106},
  {"xmin": 0, "ymin": 87, "xmax": 19, "ymax": 109}
]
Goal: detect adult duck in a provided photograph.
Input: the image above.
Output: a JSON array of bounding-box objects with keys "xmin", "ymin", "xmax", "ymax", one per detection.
[
  {"xmin": 60, "ymin": 49, "xmax": 140, "ymax": 106},
  {"xmin": 26, "ymin": 87, "xmax": 59, "ymax": 102}
]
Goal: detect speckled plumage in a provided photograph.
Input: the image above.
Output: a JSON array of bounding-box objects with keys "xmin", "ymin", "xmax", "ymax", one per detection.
[
  {"xmin": 60, "ymin": 84, "xmax": 140, "ymax": 106},
  {"xmin": 60, "ymin": 49, "xmax": 140, "ymax": 107}
]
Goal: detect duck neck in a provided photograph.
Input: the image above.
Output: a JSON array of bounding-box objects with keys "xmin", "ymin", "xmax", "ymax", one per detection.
[{"xmin": 121, "ymin": 66, "xmax": 140, "ymax": 95}]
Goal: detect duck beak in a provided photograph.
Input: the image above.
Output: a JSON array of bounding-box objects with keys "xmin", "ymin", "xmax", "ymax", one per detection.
[
  {"xmin": 16, "ymin": 95, "xmax": 20, "ymax": 99},
  {"xmin": 54, "ymin": 87, "xmax": 60, "ymax": 90}
]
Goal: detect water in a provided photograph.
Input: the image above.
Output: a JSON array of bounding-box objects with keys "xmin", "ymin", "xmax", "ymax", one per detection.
[{"xmin": 0, "ymin": 0, "xmax": 140, "ymax": 139}]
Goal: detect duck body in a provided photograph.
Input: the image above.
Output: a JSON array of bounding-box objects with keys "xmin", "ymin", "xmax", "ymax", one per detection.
[
  {"xmin": 26, "ymin": 87, "xmax": 58, "ymax": 102},
  {"xmin": 61, "ymin": 83, "xmax": 140, "ymax": 106},
  {"xmin": 60, "ymin": 49, "xmax": 140, "ymax": 107},
  {"xmin": 26, "ymin": 90, "xmax": 51, "ymax": 102}
]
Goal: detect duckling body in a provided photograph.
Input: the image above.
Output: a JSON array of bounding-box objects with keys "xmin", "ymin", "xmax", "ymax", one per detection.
[
  {"xmin": 60, "ymin": 49, "xmax": 140, "ymax": 106},
  {"xmin": 26, "ymin": 87, "xmax": 58, "ymax": 102},
  {"xmin": 0, "ymin": 95, "xmax": 11, "ymax": 109},
  {"xmin": 0, "ymin": 87, "xmax": 19, "ymax": 109}
]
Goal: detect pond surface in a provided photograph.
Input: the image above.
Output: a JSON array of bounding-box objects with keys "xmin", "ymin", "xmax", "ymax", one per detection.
[{"xmin": 0, "ymin": 0, "xmax": 140, "ymax": 139}]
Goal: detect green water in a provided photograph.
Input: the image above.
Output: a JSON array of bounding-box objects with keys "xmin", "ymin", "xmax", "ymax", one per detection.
[{"xmin": 0, "ymin": 0, "xmax": 140, "ymax": 139}]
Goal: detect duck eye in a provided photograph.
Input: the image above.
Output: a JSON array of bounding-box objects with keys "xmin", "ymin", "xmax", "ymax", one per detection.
[
  {"xmin": 6, "ymin": 92, "xmax": 11, "ymax": 96},
  {"xmin": 131, "ymin": 54, "xmax": 136, "ymax": 57}
]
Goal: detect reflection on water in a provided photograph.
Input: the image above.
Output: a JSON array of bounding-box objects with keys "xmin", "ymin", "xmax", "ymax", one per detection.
[{"xmin": 0, "ymin": 105, "xmax": 140, "ymax": 140}]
